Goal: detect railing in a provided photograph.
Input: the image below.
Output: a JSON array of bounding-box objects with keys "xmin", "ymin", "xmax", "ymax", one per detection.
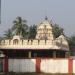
[
  {"xmin": 0, "ymin": 39, "xmax": 69, "ymax": 50},
  {"xmin": 0, "ymin": 39, "xmax": 55, "ymax": 45}
]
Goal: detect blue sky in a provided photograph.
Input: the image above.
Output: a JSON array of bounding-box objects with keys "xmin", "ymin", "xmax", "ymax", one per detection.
[{"xmin": 0, "ymin": 0, "xmax": 75, "ymax": 36}]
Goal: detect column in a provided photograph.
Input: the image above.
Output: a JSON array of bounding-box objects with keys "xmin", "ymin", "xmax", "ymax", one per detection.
[
  {"xmin": 65, "ymin": 52, "xmax": 69, "ymax": 58},
  {"xmin": 28, "ymin": 51, "xmax": 31, "ymax": 58},
  {"xmin": 36, "ymin": 58, "xmax": 41, "ymax": 72},
  {"xmin": 3, "ymin": 51, "xmax": 8, "ymax": 73},
  {"xmin": 4, "ymin": 58, "xmax": 8, "ymax": 72},
  {"xmin": 53, "ymin": 51, "xmax": 56, "ymax": 58},
  {"xmin": 68, "ymin": 58, "xmax": 73, "ymax": 74}
]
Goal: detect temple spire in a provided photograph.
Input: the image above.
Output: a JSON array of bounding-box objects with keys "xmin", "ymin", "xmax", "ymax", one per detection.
[{"xmin": 45, "ymin": 16, "xmax": 48, "ymax": 20}]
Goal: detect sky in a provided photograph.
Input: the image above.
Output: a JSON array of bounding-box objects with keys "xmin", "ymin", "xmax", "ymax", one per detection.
[
  {"xmin": 0, "ymin": 0, "xmax": 1, "ymax": 23},
  {"xmin": 0, "ymin": 0, "xmax": 75, "ymax": 37}
]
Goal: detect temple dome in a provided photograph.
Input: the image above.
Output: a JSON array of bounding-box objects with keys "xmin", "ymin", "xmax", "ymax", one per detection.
[{"xmin": 55, "ymin": 34, "xmax": 69, "ymax": 50}]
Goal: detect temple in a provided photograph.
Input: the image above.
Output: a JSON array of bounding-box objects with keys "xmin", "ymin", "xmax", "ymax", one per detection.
[{"xmin": 0, "ymin": 17, "xmax": 69, "ymax": 72}]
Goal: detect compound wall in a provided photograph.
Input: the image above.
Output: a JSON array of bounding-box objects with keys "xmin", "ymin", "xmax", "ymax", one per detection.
[{"xmin": 2, "ymin": 58, "xmax": 75, "ymax": 73}]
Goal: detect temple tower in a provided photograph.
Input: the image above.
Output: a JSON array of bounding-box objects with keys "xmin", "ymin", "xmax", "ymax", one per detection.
[{"xmin": 36, "ymin": 17, "xmax": 54, "ymax": 40}]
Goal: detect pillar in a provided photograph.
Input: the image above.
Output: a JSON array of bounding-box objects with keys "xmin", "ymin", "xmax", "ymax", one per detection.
[
  {"xmin": 36, "ymin": 58, "xmax": 41, "ymax": 72},
  {"xmin": 53, "ymin": 51, "xmax": 56, "ymax": 58},
  {"xmin": 68, "ymin": 58, "xmax": 73, "ymax": 75},
  {"xmin": 65, "ymin": 52, "xmax": 69, "ymax": 58},
  {"xmin": 4, "ymin": 57, "xmax": 8, "ymax": 72},
  {"xmin": 28, "ymin": 51, "xmax": 31, "ymax": 58},
  {"xmin": 3, "ymin": 50, "xmax": 8, "ymax": 73}
]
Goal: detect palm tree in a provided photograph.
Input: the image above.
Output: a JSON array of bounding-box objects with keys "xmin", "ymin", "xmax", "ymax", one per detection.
[
  {"xmin": 12, "ymin": 16, "xmax": 28, "ymax": 37},
  {"xmin": 4, "ymin": 29, "xmax": 13, "ymax": 39}
]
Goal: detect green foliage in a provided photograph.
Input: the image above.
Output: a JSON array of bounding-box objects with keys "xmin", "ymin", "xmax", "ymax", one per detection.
[
  {"xmin": 68, "ymin": 36, "xmax": 75, "ymax": 46},
  {"xmin": 28, "ymin": 25, "xmax": 37, "ymax": 39},
  {"xmin": 4, "ymin": 29, "xmax": 13, "ymax": 39},
  {"xmin": 12, "ymin": 16, "xmax": 28, "ymax": 37},
  {"xmin": 53, "ymin": 24, "xmax": 64, "ymax": 38}
]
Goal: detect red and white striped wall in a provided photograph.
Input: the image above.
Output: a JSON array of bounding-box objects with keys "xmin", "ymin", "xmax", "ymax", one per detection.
[{"xmin": 2, "ymin": 58, "xmax": 75, "ymax": 73}]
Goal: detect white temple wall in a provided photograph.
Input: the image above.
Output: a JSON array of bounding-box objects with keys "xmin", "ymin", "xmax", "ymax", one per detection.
[
  {"xmin": 8, "ymin": 58, "xmax": 75, "ymax": 73},
  {"xmin": 40, "ymin": 59, "xmax": 68, "ymax": 73},
  {"xmin": 8, "ymin": 59, "xmax": 36, "ymax": 72}
]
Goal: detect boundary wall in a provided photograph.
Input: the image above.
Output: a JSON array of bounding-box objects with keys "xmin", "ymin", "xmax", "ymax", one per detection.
[{"xmin": 2, "ymin": 58, "xmax": 74, "ymax": 73}]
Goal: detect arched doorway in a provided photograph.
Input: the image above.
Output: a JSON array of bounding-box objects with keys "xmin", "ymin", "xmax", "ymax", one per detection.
[{"xmin": 13, "ymin": 39, "xmax": 19, "ymax": 45}]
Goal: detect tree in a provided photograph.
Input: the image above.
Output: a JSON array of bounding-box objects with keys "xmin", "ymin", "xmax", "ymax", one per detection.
[
  {"xmin": 53, "ymin": 24, "xmax": 64, "ymax": 38},
  {"xmin": 12, "ymin": 16, "xmax": 28, "ymax": 37},
  {"xmin": 68, "ymin": 36, "xmax": 75, "ymax": 46},
  {"xmin": 28, "ymin": 25, "xmax": 37, "ymax": 39},
  {"xmin": 67, "ymin": 36, "xmax": 75, "ymax": 56},
  {"xmin": 4, "ymin": 29, "xmax": 13, "ymax": 39}
]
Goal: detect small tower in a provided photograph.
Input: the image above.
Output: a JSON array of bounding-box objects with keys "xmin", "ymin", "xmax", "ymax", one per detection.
[{"xmin": 36, "ymin": 17, "xmax": 54, "ymax": 40}]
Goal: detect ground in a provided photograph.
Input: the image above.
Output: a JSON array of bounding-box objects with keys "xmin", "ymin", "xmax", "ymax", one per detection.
[{"xmin": 0, "ymin": 72, "xmax": 74, "ymax": 75}]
